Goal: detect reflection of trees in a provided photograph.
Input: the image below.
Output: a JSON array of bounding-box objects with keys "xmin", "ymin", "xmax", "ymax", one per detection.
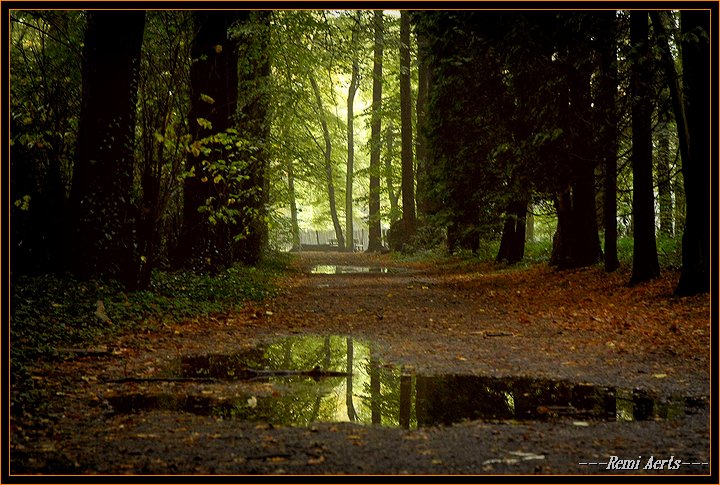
[
  {"xmin": 346, "ymin": 337, "xmax": 359, "ymax": 421},
  {"xmin": 360, "ymin": 349, "xmax": 408, "ymax": 428},
  {"xmin": 369, "ymin": 350, "xmax": 381, "ymax": 425},
  {"xmin": 143, "ymin": 340, "xmax": 693, "ymax": 426},
  {"xmin": 399, "ymin": 374, "xmax": 412, "ymax": 429},
  {"xmin": 415, "ymin": 376, "xmax": 623, "ymax": 424}
]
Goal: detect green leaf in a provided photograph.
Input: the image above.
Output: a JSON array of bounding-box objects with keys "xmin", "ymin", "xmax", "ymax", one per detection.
[
  {"xmin": 197, "ymin": 118, "xmax": 213, "ymax": 130},
  {"xmin": 14, "ymin": 195, "xmax": 31, "ymax": 211}
]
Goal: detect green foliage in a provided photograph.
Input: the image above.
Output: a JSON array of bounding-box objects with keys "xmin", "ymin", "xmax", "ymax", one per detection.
[
  {"xmin": 187, "ymin": 128, "xmax": 265, "ymax": 242},
  {"xmin": 615, "ymin": 235, "xmax": 682, "ymax": 270},
  {"xmin": 12, "ymin": 257, "xmax": 285, "ymax": 348},
  {"xmin": 11, "ymin": 253, "xmax": 291, "ymax": 408},
  {"xmin": 10, "ymin": 11, "xmax": 84, "ymax": 273}
]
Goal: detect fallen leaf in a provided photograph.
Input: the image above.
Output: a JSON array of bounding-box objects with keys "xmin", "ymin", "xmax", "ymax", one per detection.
[{"xmin": 307, "ymin": 455, "xmax": 326, "ymax": 465}]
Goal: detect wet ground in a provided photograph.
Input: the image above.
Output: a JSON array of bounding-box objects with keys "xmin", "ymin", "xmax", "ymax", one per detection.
[{"xmin": 10, "ymin": 252, "xmax": 712, "ymax": 476}]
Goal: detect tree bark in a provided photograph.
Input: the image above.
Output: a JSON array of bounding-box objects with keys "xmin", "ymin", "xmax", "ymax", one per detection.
[
  {"xmin": 287, "ymin": 158, "xmax": 301, "ymax": 250},
  {"xmin": 66, "ymin": 11, "xmax": 146, "ymax": 288},
  {"xmin": 234, "ymin": 11, "xmax": 270, "ymax": 265},
  {"xmin": 367, "ymin": 11, "xmax": 384, "ymax": 252},
  {"xmin": 650, "ymin": 11, "xmax": 690, "ymax": 171},
  {"xmin": 597, "ymin": 11, "xmax": 620, "ymax": 272},
  {"xmin": 345, "ymin": 17, "xmax": 360, "ymax": 252},
  {"xmin": 399, "ymin": 10, "xmax": 416, "ymax": 245},
  {"xmin": 496, "ymin": 200, "xmax": 527, "ymax": 264},
  {"xmin": 385, "ymin": 122, "xmax": 400, "ymax": 223},
  {"xmin": 415, "ymin": 19, "xmax": 430, "ymax": 219},
  {"xmin": 310, "ymin": 74, "xmax": 345, "ymax": 248},
  {"xmin": 525, "ymin": 205, "xmax": 534, "ymax": 243},
  {"xmin": 629, "ymin": 10, "xmax": 660, "ymax": 285},
  {"xmin": 675, "ymin": 10, "xmax": 710, "ymax": 295},
  {"xmin": 656, "ymin": 112, "xmax": 674, "ymax": 236},
  {"xmin": 176, "ymin": 11, "xmax": 240, "ymax": 270},
  {"xmin": 550, "ymin": 34, "xmax": 602, "ymax": 269},
  {"xmin": 674, "ymin": 170, "xmax": 686, "ymax": 238}
]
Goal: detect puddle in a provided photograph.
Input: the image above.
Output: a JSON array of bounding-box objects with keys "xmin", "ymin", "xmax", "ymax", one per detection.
[
  {"xmin": 108, "ymin": 335, "xmax": 707, "ymax": 428},
  {"xmin": 310, "ymin": 265, "xmax": 401, "ymax": 274}
]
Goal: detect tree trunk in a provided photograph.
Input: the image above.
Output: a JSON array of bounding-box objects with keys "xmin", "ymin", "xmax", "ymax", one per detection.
[
  {"xmin": 656, "ymin": 112, "xmax": 674, "ymax": 236},
  {"xmin": 674, "ymin": 170, "xmax": 686, "ymax": 238},
  {"xmin": 415, "ymin": 21, "xmax": 430, "ymax": 219},
  {"xmin": 346, "ymin": 337, "xmax": 358, "ymax": 421},
  {"xmin": 629, "ymin": 10, "xmax": 660, "ymax": 285},
  {"xmin": 675, "ymin": 10, "xmax": 710, "ymax": 295},
  {"xmin": 370, "ymin": 347, "xmax": 381, "ymax": 425},
  {"xmin": 345, "ymin": 18, "xmax": 360, "ymax": 252},
  {"xmin": 496, "ymin": 200, "xmax": 527, "ymax": 264},
  {"xmin": 367, "ymin": 11, "xmax": 384, "ymax": 252},
  {"xmin": 550, "ymin": 39, "xmax": 602, "ymax": 269},
  {"xmin": 399, "ymin": 374, "xmax": 412, "ymax": 429},
  {"xmin": 234, "ymin": 11, "xmax": 270, "ymax": 265},
  {"xmin": 650, "ymin": 11, "xmax": 690, "ymax": 171},
  {"xmin": 525, "ymin": 205, "xmax": 534, "ymax": 243},
  {"xmin": 310, "ymin": 74, "xmax": 345, "ymax": 248},
  {"xmin": 399, "ymin": 10, "xmax": 416, "ymax": 246},
  {"xmin": 176, "ymin": 11, "xmax": 240, "ymax": 271},
  {"xmin": 597, "ymin": 11, "xmax": 620, "ymax": 272},
  {"xmin": 66, "ymin": 11, "xmax": 146, "ymax": 289},
  {"xmin": 385, "ymin": 122, "xmax": 400, "ymax": 222},
  {"xmin": 287, "ymin": 158, "xmax": 301, "ymax": 251}
]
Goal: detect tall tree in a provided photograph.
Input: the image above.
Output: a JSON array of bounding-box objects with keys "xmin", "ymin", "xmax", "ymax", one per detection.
[
  {"xmin": 10, "ymin": 12, "xmax": 84, "ymax": 276},
  {"xmin": 496, "ymin": 200, "xmax": 528, "ymax": 264},
  {"xmin": 629, "ymin": 10, "xmax": 660, "ymax": 284},
  {"xmin": 674, "ymin": 171, "xmax": 686, "ymax": 239},
  {"xmin": 65, "ymin": 11, "xmax": 146, "ymax": 288},
  {"xmin": 287, "ymin": 156, "xmax": 301, "ymax": 250},
  {"xmin": 675, "ymin": 10, "xmax": 710, "ymax": 295},
  {"xmin": 415, "ymin": 13, "xmax": 431, "ymax": 219},
  {"xmin": 135, "ymin": 11, "xmax": 194, "ymax": 287},
  {"xmin": 345, "ymin": 13, "xmax": 361, "ymax": 252},
  {"xmin": 234, "ymin": 11, "xmax": 271, "ymax": 264},
  {"xmin": 384, "ymin": 121, "xmax": 401, "ymax": 223},
  {"xmin": 367, "ymin": 10, "xmax": 384, "ymax": 252},
  {"xmin": 597, "ymin": 11, "xmax": 620, "ymax": 271},
  {"xmin": 176, "ymin": 11, "xmax": 240, "ymax": 270},
  {"xmin": 399, "ymin": 10, "xmax": 416, "ymax": 245},
  {"xmin": 656, "ymin": 112, "xmax": 674, "ymax": 236},
  {"xmin": 310, "ymin": 73, "xmax": 345, "ymax": 248},
  {"xmin": 550, "ymin": 13, "xmax": 602, "ymax": 269}
]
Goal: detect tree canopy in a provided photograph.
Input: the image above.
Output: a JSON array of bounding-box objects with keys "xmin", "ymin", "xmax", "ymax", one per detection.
[{"xmin": 8, "ymin": 8, "xmax": 711, "ymax": 295}]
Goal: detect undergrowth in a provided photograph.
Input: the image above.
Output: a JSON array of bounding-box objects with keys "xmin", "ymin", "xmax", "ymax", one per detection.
[
  {"xmin": 392, "ymin": 235, "xmax": 683, "ymax": 272},
  {"xmin": 10, "ymin": 252, "xmax": 292, "ymax": 413}
]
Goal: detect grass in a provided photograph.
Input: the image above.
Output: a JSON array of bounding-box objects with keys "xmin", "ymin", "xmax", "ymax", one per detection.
[{"xmin": 391, "ymin": 234, "xmax": 683, "ymax": 272}]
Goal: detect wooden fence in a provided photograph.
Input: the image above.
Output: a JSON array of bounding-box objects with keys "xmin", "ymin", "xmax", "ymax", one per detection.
[{"xmin": 298, "ymin": 228, "xmax": 387, "ymax": 251}]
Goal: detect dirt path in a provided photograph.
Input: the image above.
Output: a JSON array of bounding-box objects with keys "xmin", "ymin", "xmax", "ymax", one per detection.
[{"xmin": 11, "ymin": 252, "xmax": 711, "ymax": 476}]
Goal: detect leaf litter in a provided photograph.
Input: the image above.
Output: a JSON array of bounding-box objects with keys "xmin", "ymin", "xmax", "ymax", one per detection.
[{"xmin": 10, "ymin": 252, "xmax": 710, "ymax": 475}]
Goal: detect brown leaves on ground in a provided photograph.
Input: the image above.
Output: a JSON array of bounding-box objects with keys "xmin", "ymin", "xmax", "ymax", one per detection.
[
  {"xmin": 260, "ymin": 252, "xmax": 709, "ymax": 391},
  {"xmin": 457, "ymin": 263, "xmax": 709, "ymax": 361}
]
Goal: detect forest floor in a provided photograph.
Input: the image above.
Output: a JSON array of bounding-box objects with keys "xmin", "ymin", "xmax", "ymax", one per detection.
[{"xmin": 10, "ymin": 251, "xmax": 711, "ymax": 477}]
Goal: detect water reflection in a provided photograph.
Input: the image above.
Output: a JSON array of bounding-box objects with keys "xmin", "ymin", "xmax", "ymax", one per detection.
[
  {"xmin": 109, "ymin": 335, "xmax": 706, "ymax": 428},
  {"xmin": 310, "ymin": 265, "xmax": 397, "ymax": 274}
]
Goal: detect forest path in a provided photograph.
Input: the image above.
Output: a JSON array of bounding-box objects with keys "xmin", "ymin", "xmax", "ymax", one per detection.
[{"xmin": 12, "ymin": 252, "xmax": 710, "ymax": 475}]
